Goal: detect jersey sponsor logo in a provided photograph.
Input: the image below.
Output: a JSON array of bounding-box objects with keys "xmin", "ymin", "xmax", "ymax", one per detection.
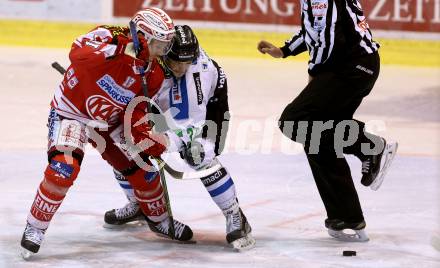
[
  {"xmin": 66, "ymin": 68, "xmax": 75, "ymax": 80},
  {"xmin": 67, "ymin": 76, "xmax": 79, "ymax": 89},
  {"xmin": 356, "ymin": 64, "xmax": 374, "ymax": 75},
  {"xmin": 217, "ymin": 67, "xmax": 226, "ymax": 89},
  {"xmin": 122, "ymin": 76, "xmax": 136, "ymax": 88},
  {"xmin": 311, "ymin": 2, "xmax": 327, "ymax": 10},
  {"xmin": 47, "ymin": 108, "xmax": 58, "ymax": 143},
  {"xmin": 202, "ymin": 61, "xmax": 209, "ymax": 72},
  {"xmin": 86, "ymin": 95, "xmax": 123, "ymax": 124},
  {"xmin": 147, "ymin": 199, "xmax": 164, "ymax": 211},
  {"xmin": 49, "ymin": 160, "xmax": 74, "ymax": 179},
  {"xmin": 201, "ymin": 168, "xmax": 226, "ymax": 187},
  {"xmin": 311, "ymin": 0, "xmax": 327, "ymax": 17},
  {"xmin": 171, "ymin": 82, "xmax": 182, "ymax": 104},
  {"xmin": 85, "ymin": 40, "xmax": 101, "ymax": 49},
  {"xmin": 33, "ymin": 195, "xmax": 60, "ymax": 214},
  {"xmin": 96, "ymin": 74, "xmax": 135, "ymax": 105},
  {"xmin": 193, "ymin": 72, "xmax": 203, "ymax": 105}
]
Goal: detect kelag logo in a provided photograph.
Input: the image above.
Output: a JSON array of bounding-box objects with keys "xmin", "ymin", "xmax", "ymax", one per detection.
[{"xmin": 86, "ymin": 95, "xmax": 123, "ymax": 124}]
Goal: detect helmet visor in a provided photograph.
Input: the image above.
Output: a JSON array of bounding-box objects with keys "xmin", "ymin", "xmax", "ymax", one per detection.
[{"xmin": 149, "ymin": 39, "xmax": 173, "ymax": 57}]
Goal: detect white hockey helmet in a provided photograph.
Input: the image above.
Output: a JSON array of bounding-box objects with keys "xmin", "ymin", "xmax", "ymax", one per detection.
[{"xmin": 131, "ymin": 7, "xmax": 175, "ymax": 43}]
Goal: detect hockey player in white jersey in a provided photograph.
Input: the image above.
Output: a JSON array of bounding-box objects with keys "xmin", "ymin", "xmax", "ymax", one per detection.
[{"xmin": 104, "ymin": 25, "xmax": 255, "ymax": 251}]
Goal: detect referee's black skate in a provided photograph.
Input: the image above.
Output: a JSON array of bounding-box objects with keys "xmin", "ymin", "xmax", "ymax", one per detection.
[
  {"xmin": 226, "ymin": 208, "xmax": 255, "ymax": 251},
  {"xmin": 103, "ymin": 202, "xmax": 145, "ymax": 228},
  {"xmin": 146, "ymin": 217, "xmax": 194, "ymax": 242},
  {"xmin": 361, "ymin": 138, "xmax": 398, "ymax": 190},
  {"xmin": 20, "ymin": 222, "xmax": 46, "ymax": 260},
  {"xmin": 326, "ymin": 218, "xmax": 369, "ymax": 242}
]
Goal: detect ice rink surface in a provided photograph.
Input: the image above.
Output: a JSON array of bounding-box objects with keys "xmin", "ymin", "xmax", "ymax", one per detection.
[{"xmin": 0, "ymin": 47, "xmax": 439, "ymax": 267}]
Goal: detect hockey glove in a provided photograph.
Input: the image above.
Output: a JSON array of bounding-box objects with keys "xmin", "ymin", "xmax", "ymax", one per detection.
[
  {"xmin": 114, "ymin": 34, "xmax": 131, "ymax": 56},
  {"xmin": 131, "ymin": 108, "xmax": 167, "ymax": 157},
  {"xmin": 182, "ymin": 138, "xmax": 216, "ymax": 170},
  {"xmin": 120, "ymin": 35, "xmax": 150, "ymax": 63},
  {"xmin": 137, "ymin": 36, "xmax": 150, "ymax": 62}
]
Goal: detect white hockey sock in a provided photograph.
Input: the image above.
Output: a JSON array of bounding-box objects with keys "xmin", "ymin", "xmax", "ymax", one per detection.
[
  {"xmin": 113, "ymin": 169, "xmax": 136, "ymax": 203},
  {"xmin": 200, "ymin": 165, "xmax": 239, "ymax": 216}
]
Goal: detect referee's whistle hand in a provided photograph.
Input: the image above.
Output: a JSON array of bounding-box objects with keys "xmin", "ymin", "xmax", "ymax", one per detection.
[{"xmin": 257, "ymin": 40, "xmax": 283, "ymax": 58}]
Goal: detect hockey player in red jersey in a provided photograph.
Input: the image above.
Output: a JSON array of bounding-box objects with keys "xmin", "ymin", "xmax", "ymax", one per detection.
[{"xmin": 20, "ymin": 8, "xmax": 193, "ymax": 260}]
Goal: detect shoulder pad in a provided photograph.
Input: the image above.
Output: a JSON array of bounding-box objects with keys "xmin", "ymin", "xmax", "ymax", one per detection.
[{"xmin": 98, "ymin": 25, "xmax": 129, "ymax": 38}]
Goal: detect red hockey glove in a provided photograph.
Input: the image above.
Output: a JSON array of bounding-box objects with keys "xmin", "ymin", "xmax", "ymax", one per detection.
[
  {"xmin": 114, "ymin": 34, "xmax": 131, "ymax": 56},
  {"xmin": 137, "ymin": 35, "xmax": 150, "ymax": 62},
  {"xmin": 121, "ymin": 35, "xmax": 150, "ymax": 64},
  {"xmin": 131, "ymin": 108, "xmax": 167, "ymax": 157}
]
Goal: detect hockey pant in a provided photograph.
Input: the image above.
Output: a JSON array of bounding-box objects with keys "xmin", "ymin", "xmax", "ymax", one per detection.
[{"xmin": 27, "ymin": 109, "xmax": 169, "ymax": 230}]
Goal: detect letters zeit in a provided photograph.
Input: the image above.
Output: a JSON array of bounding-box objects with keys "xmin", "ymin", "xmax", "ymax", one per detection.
[{"xmin": 143, "ymin": 0, "xmax": 440, "ymax": 23}]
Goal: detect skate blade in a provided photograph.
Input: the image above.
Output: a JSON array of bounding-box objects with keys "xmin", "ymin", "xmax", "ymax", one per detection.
[
  {"xmin": 328, "ymin": 229, "xmax": 369, "ymax": 242},
  {"xmin": 431, "ymin": 235, "xmax": 440, "ymax": 251},
  {"xmin": 154, "ymin": 233, "xmax": 197, "ymax": 244},
  {"xmin": 230, "ymin": 234, "xmax": 256, "ymax": 252},
  {"xmin": 371, "ymin": 142, "xmax": 398, "ymax": 191},
  {"xmin": 103, "ymin": 220, "xmax": 147, "ymax": 229},
  {"xmin": 20, "ymin": 247, "xmax": 34, "ymax": 260}
]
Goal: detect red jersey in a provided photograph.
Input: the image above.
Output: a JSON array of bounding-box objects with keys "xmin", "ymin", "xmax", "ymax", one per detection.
[{"xmin": 51, "ymin": 25, "xmax": 164, "ymax": 127}]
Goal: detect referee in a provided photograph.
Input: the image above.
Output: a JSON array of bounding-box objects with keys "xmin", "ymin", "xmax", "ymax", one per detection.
[{"xmin": 258, "ymin": 0, "xmax": 398, "ymax": 242}]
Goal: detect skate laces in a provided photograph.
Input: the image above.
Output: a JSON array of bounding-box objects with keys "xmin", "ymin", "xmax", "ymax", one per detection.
[
  {"xmin": 156, "ymin": 218, "xmax": 186, "ymax": 238},
  {"xmin": 227, "ymin": 211, "xmax": 242, "ymax": 233},
  {"xmin": 24, "ymin": 224, "xmax": 45, "ymax": 245},
  {"xmin": 115, "ymin": 202, "xmax": 139, "ymax": 219},
  {"xmin": 361, "ymin": 160, "xmax": 371, "ymax": 173}
]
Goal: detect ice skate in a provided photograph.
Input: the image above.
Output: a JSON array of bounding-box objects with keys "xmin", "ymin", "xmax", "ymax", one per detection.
[
  {"xmin": 431, "ymin": 234, "xmax": 440, "ymax": 251},
  {"xmin": 326, "ymin": 219, "xmax": 369, "ymax": 242},
  {"xmin": 103, "ymin": 202, "xmax": 145, "ymax": 228},
  {"xmin": 146, "ymin": 217, "xmax": 194, "ymax": 242},
  {"xmin": 361, "ymin": 138, "xmax": 398, "ymax": 190},
  {"xmin": 20, "ymin": 222, "xmax": 46, "ymax": 260},
  {"xmin": 226, "ymin": 208, "xmax": 255, "ymax": 251}
]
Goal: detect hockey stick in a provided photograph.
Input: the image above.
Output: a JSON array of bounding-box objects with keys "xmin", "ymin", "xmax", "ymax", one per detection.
[
  {"xmin": 51, "ymin": 61, "xmax": 66, "ymax": 75},
  {"xmin": 129, "ymin": 21, "xmax": 176, "ymax": 240},
  {"xmin": 163, "ymin": 158, "xmax": 222, "ymax": 180}
]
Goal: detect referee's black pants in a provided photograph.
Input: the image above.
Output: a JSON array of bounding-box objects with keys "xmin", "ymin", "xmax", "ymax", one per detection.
[{"xmin": 279, "ymin": 52, "xmax": 381, "ymax": 223}]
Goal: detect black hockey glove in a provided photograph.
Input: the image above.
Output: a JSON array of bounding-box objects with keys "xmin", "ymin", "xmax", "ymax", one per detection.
[
  {"xmin": 180, "ymin": 138, "xmax": 216, "ymax": 170},
  {"xmin": 182, "ymin": 140, "xmax": 206, "ymax": 168}
]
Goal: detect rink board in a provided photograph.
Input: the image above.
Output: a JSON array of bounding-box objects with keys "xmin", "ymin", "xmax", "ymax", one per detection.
[{"xmin": 0, "ymin": 19, "xmax": 440, "ymax": 67}]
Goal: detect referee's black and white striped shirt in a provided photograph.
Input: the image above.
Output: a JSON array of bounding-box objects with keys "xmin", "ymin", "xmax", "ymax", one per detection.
[{"xmin": 281, "ymin": 0, "xmax": 380, "ymax": 75}]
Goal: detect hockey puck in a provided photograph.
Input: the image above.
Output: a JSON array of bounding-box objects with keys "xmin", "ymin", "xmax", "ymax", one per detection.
[{"xmin": 342, "ymin": 250, "xmax": 356, "ymax": 256}]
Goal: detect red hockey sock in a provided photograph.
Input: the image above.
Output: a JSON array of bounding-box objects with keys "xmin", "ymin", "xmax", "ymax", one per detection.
[
  {"xmin": 127, "ymin": 169, "xmax": 168, "ymax": 223},
  {"xmin": 27, "ymin": 183, "xmax": 65, "ymax": 230}
]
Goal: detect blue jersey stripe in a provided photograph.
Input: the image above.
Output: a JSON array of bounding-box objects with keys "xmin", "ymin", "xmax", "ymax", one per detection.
[{"xmin": 169, "ymin": 76, "xmax": 189, "ymax": 120}]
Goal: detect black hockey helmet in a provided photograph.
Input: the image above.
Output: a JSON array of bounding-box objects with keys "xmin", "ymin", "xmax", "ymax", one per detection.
[{"xmin": 167, "ymin": 25, "xmax": 199, "ymax": 62}]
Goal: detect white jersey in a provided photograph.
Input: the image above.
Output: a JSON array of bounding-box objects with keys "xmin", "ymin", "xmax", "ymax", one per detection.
[{"xmin": 153, "ymin": 48, "xmax": 229, "ymax": 154}]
